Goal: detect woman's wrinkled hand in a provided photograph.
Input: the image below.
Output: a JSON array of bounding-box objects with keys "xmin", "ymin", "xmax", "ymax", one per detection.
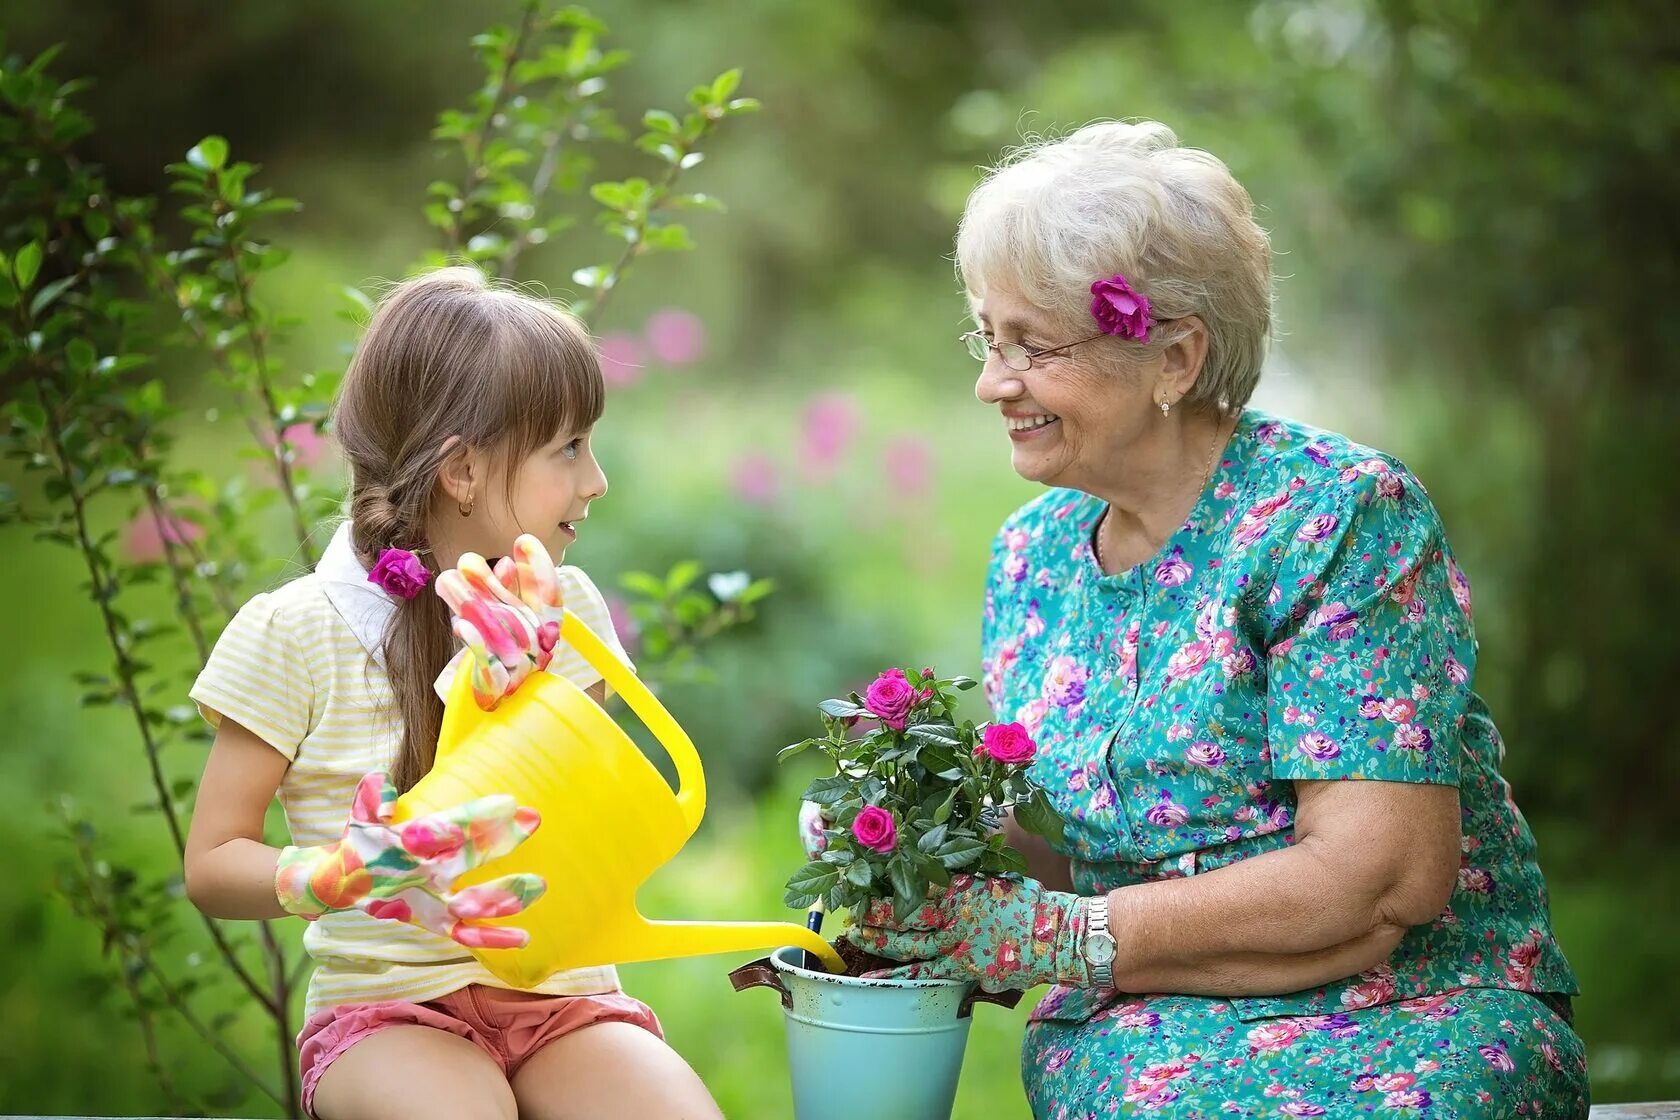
[{"xmin": 846, "ymin": 874, "xmax": 1086, "ymax": 993}]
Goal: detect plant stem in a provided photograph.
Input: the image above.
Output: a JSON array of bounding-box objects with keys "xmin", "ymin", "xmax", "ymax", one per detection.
[
  {"xmin": 447, "ymin": 2, "xmax": 541, "ymax": 255},
  {"xmin": 32, "ymin": 368, "xmax": 281, "ymax": 1022}
]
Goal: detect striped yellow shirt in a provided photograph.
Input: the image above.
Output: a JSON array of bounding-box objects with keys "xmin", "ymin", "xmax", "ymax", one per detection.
[{"xmin": 190, "ymin": 565, "xmax": 629, "ymax": 1018}]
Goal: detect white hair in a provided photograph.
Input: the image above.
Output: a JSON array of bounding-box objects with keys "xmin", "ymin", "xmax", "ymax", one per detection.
[{"xmin": 956, "ymin": 120, "xmax": 1274, "ymax": 410}]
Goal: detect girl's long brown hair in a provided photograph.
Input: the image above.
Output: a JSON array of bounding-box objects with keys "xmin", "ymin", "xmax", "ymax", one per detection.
[{"xmin": 332, "ymin": 267, "xmax": 603, "ymax": 791}]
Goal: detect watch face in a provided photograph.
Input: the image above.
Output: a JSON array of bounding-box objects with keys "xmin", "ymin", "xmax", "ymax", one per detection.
[{"xmin": 1087, "ymin": 936, "xmax": 1117, "ymax": 965}]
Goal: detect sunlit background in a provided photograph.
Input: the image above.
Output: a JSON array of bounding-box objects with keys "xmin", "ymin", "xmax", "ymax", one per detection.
[{"xmin": 3, "ymin": 1, "xmax": 1676, "ymax": 1115}]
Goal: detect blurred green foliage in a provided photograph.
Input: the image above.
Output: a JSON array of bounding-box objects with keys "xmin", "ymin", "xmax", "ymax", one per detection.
[{"xmin": 1, "ymin": 0, "xmax": 1676, "ymax": 1114}]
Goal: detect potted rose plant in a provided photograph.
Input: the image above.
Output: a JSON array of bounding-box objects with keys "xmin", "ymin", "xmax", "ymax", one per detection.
[{"xmin": 731, "ymin": 667, "xmax": 1064, "ymax": 1120}]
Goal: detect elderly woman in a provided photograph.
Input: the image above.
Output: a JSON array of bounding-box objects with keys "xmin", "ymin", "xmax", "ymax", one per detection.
[{"xmin": 847, "ymin": 121, "xmax": 1589, "ymax": 1116}]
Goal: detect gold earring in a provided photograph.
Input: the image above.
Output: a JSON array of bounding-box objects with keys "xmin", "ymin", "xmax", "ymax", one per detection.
[
  {"xmin": 1159, "ymin": 398, "xmax": 1171, "ymax": 417},
  {"xmin": 457, "ymin": 493, "xmax": 474, "ymax": 517}
]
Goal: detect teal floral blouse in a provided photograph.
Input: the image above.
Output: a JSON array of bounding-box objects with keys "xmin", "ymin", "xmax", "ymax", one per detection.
[{"xmin": 981, "ymin": 409, "xmax": 1578, "ymax": 1025}]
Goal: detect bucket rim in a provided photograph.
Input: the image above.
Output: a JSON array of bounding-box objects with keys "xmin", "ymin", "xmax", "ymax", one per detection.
[{"xmin": 768, "ymin": 944, "xmax": 971, "ymax": 992}]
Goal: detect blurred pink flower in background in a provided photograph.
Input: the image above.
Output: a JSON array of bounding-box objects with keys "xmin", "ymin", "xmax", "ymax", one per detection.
[
  {"xmin": 265, "ymin": 422, "xmax": 331, "ymax": 469},
  {"xmin": 604, "ymin": 594, "xmax": 641, "ymax": 657},
  {"xmin": 801, "ymin": 392, "xmax": 860, "ymax": 480},
  {"xmin": 730, "ymin": 453, "xmax": 780, "ymax": 504},
  {"xmin": 883, "ymin": 435, "xmax": 933, "ymax": 499},
  {"xmin": 645, "ymin": 309, "xmax": 705, "ymax": 366},
  {"xmin": 123, "ymin": 510, "xmax": 204, "ymax": 563},
  {"xmin": 598, "ymin": 333, "xmax": 647, "ymax": 387}
]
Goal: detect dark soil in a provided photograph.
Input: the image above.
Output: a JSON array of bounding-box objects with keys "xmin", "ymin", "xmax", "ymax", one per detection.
[{"xmin": 832, "ymin": 936, "xmax": 906, "ymax": 977}]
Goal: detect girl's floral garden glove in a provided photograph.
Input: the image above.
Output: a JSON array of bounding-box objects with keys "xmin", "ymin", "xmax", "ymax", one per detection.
[
  {"xmin": 798, "ymin": 799, "xmax": 832, "ymax": 860},
  {"xmin": 436, "ymin": 535, "xmax": 566, "ymax": 710},
  {"xmin": 847, "ymin": 873, "xmax": 1089, "ymax": 993},
  {"xmin": 276, "ymin": 771, "xmax": 546, "ymax": 949}
]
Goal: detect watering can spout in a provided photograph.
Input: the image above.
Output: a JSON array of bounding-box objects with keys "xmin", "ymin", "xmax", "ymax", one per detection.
[{"xmin": 623, "ymin": 915, "xmax": 845, "ymax": 974}]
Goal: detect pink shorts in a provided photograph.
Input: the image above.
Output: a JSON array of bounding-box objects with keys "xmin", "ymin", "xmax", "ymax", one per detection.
[{"xmin": 296, "ymin": 986, "xmax": 663, "ymax": 1118}]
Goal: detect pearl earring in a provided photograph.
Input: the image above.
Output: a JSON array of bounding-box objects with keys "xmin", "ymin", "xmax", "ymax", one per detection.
[{"xmin": 1159, "ymin": 398, "xmax": 1171, "ymax": 417}]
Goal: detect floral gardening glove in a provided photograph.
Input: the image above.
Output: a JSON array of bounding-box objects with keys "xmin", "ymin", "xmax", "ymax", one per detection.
[
  {"xmin": 436, "ymin": 534, "xmax": 565, "ymax": 709},
  {"xmin": 847, "ymin": 874, "xmax": 1087, "ymax": 993},
  {"xmin": 276, "ymin": 771, "xmax": 546, "ymax": 949}
]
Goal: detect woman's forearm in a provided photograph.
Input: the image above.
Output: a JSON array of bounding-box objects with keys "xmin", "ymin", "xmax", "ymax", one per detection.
[
  {"xmin": 184, "ymin": 837, "xmax": 290, "ymax": 921},
  {"xmin": 1105, "ymin": 834, "xmax": 1414, "ymax": 994},
  {"xmin": 1112, "ymin": 919, "xmax": 1407, "ymax": 997}
]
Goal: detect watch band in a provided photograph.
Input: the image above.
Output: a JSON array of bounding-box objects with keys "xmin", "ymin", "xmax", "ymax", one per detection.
[{"xmin": 1083, "ymin": 894, "xmax": 1116, "ymax": 988}]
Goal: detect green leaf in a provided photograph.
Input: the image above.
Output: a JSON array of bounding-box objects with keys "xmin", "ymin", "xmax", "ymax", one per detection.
[
  {"xmin": 783, "ymin": 861, "xmax": 839, "ymax": 907},
  {"xmin": 917, "ymin": 742, "xmax": 964, "ymax": 780},
  {"xmin": 888, "ymin": 855, "xmax": 922, "ymax": 920},
  {"xmin": 934, "ymin": 836, "xmax": 986, "ymax": 870},
  {"xmin": 643, "ymin": 109, "xmax": 680, "ymax": 134},
  {"xmin": 776, "ymin": 739, "xmax": 815, "ymax": 763},
  {"xmin": 29, "ymin": 275, "xmax": 77, "ymax": 317},
  {"xmin": 932, "ymin": 788, "xmax": 956, "ymax": 825},
  {"xmin": 906, "ymin": 722, "xmax": 962, "ymax": 749},
  {"xmin": 187, "ymin": 135, "xmax": 229, "ymax": 172},
  {"xmin": 1012, "ymin": 787, "xmax": 1066, "ymax": 846},
  {"xmin": 711, "ymin": 68, "xmax": 742, "ymax": 102},
  {"xmin": 917, "ymin": 824, "xmax": 948, "ymax": 853},
  {"xmin": 665, "ymin": 559, "xmax": 700, "ymax": 594},
  {"xmin": 13, "ymin": 242, "xmax": 42, "ymax": 290},
  {"xmin": 65, "ymin": 338, "xmax": 96, "ymax": 373},
  {"xmin": 844, "ymin": 859, "xmax": 873, "ymax": 888},
  {"xmin": 619, "ymin": 571, "xmax": 666, "ymax": 599},
  {"xmin": 818, "ymin": 698, "xmax": 865, "ymax": 719},
  {"xmin": 802, "ymin": 774, "xmax": 853, "ymax": 807}
]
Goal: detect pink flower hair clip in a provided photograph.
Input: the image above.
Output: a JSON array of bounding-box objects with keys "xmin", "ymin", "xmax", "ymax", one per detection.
[
  {"xmin": 368, "ymin": 547, "xmax": 432, "ymax": 600},
  {"xmin": 1089, "ymin": 274, "xmax": 1155, "ymax": 341}
]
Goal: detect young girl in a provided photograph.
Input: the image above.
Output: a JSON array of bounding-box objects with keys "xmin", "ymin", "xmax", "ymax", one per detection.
[{"xmin": 183, "ymin": 268, "xmax": 723, "ymax": 1120}]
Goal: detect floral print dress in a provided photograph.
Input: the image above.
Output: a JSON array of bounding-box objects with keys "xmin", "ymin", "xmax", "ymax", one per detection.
[{"xmin": 981, "ymin": 410, "xmax": 1587, "ymax": 1116}]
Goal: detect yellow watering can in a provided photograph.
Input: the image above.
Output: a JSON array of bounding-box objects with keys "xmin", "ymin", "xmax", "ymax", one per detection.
[{"xmin": 393, "ymin": 602, "xmax": 843, "ymax": 989}]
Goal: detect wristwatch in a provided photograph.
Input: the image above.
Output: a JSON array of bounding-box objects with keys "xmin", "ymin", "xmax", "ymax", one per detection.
[{"xmin": 1081, "ymin": 894, "xmax": 1117, "ymax": 988}]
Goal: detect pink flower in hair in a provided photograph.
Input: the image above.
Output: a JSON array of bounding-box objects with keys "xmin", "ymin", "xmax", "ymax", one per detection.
[{"xmin": 1089, "ymin": 274, "xmax": 1154, "ymax": 341}]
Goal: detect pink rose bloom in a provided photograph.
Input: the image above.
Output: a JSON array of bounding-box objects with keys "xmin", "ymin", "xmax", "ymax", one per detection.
[
  {"xmin": 122, "ymin": 510, "xmax": 204, "ymax": 563},
  {"xmin": 1246, "ymin": 1021, "xmax": 1303, "ymax": 1051},
  {"xmin": 1042, "ymin": 656, "xmax": 1089, "ymax": 707},
  {"xmin": 863, "ymin": 668, "xmax": 917, "ymax": 730},
  {"xmin": 1166, "ymin": 640, "xmax": 1211, "ymax": 680},
  {"xmin": 1448, "ymin": 558, "xmax": 1474, "ymax": 616},
  {"xmin": 1222, "ymin": 648, "xmax": 1257, "ymax": 678},
  {"xmin": 597, "ymin": 333, "xmax": 646, "ymax": 386},
  {"xmin": 1379, "ymin": 697, "xmax": 1417, "ymax": 723},
  {"xmin": 1297, "ymin": 513, "xmax": 1339, "ymax": 543},
  {"xmin": 730, "ymin": 454, "xmax": 781, "ymax": 504},
  {"xmin": 1296, "ymin": 735, "xmax": 1337, "ymax": 762},
  {"xmin": 1153, "ymin": 547, "xmax": 1192, "ymax": 586},
  {"xmin": 1341, "ymin": 967, "xmax": 1397, "ymax": 1011},
  {"xmin": 1391, "ymin": 723, "xmax": 1434, "ymax": 752},
  {"xmin": 1479, "ymin": 1044, "xmax": 1515, "ymax": 1073},
  {"xmin": 270, "ymin": 421, "xmax": 331, "ymax": 468},
  {"xmin": 980, "ymin": 721, "xmax": 1036, "ymax": 765},
  {"xmin": 1088, "ymin": 274, "xmax": 1153, "ymax": 341},
  {"xmin": 850, "ymin": 806, "xmax": 897, "ymax": 854},
  {"xmin": 801, "ymin": 392, "xmax": 860, "ymax": 477},
  {"xmin": 369, "ymin": 548, "xmax": 431, "ymax": 599},
  {"xmin": 1185, "ymin": 741, "xmax": 1226, "ymax": 767},
  {"xmin": 1144, "ymin": 796, "xmax": 1189, "ymax": 828},
  {"xmin": 883, "ymin": 436, "xmax": 933, "ymax": 499},
  {"xmin": 1458, "ymin": 867, "xmax": 1494, "ymax": 894},
  {"xmin": 645, "ymin": 308, "xmax": 705, "ymax": 365}
]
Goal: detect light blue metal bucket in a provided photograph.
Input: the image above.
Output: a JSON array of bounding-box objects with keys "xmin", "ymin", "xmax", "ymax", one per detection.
[{"xmin": 729, "ymin": 947, "xmax": 1020, "ymax": 1120}]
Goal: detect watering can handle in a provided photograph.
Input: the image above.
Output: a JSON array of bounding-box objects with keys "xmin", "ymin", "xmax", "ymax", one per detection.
[{"xmin": 559, "ymin": 611, "xmax": 707, "ymax": 832}]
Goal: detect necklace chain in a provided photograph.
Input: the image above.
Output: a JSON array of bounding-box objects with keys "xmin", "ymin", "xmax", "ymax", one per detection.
[{"xmin": 1094, "ymin": 416, "xmax": 1226, "ymax": 573}]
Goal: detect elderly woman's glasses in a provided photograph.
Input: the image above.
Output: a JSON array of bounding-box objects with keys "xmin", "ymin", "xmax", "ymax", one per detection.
[{"xmin": 959, "ymin": 330, "xmax": 1106, "ymax": 372}]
